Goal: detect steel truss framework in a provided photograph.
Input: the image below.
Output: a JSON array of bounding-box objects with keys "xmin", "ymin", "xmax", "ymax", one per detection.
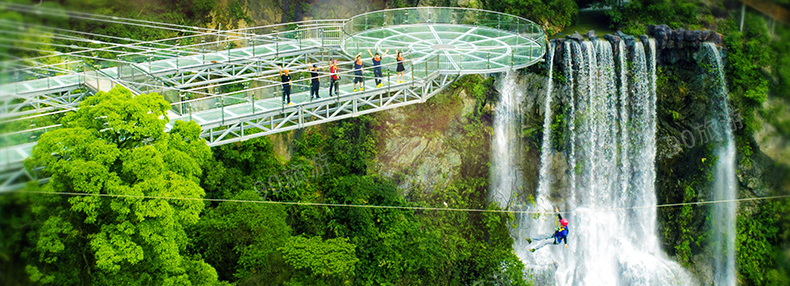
[
  {"xmin": 0, "ymin": 7, "xmax": 546, "ymax": 192},
  {"xmin": 199, "ymin": 73, "xmax": 457, "ymax": 146}
]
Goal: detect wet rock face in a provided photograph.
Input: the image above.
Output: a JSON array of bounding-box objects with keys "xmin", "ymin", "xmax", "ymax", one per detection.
[
  {"xmin": 566, "ymin": 31, "xmax": 584, "ymax": 42},
  {"xmin": 603, "ymin": 34, "xmax": 621, "ymax": 47},
  {"xmin": 650, "ymin": 24, "xmax": 672, "ymax": 49},
  {"xmin": 584, "ymin": 30, "xmax": 598, "ymax": 41},
  {"xmin": 616, "ymin": 30, "xmax": 637, "ymax": 46},
  {"xmin": 647, "ymin": 25, "xmax": 724, "ymax": 49}
]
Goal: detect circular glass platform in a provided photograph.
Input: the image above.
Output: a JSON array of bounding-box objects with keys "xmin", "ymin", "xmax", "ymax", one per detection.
[{"xmin": 342, "ymin": 8, "xmax": 546, "ymax": 74}]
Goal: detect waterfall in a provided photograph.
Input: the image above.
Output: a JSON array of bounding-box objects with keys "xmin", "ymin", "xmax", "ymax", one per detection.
[
  {"xmin": 618, "ymin": 41, "xmax": 631, "ymax": 201},
  {"xmin": 628, "ymin": 42, "xmax": 659, "ymax": 251},
  {"xmin": 705, "ymin": 42, "xmax": 737, "ymax": 286},
  {"xmin": 507, "ymin": 38, "xmax": 695, "ymax": 285},
  {"xmin": 565, "ymin": 41, "xmax": 578, "ymax": 203},
  {"xmin": 513, "ymin": 44, "xmax": 561, "ymax": 283},
  {"xmin": 536, "ymin": 43, "xmax": 556, "ymax": 215},
  {"xmin": 490, "ymin": 71, "xmax": 524, "ymax": 208}
]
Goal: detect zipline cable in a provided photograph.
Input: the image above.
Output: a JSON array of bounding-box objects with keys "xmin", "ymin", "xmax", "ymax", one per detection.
[{"xmin": 12, "ymin": 190, "xmax": 790, "ymax": 215}]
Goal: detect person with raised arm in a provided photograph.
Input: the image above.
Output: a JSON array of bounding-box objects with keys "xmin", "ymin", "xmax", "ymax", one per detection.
[
  {"xmin": 395, "ymin": 50, "xmax": 405, "ymax": 83},
  {"xmin": 279, "ymin": 66, "xmax": 292, "ymax": 105},
  {"xmin": 353, "ymin": 52, "xmax": 364, "ymax": 92},
  {"xmin": 526, "ymin": 207, "xmax": 569, "ymax": 252},
  {"xmin": 368, "ymin": 48, "xmax": 388, "ymax": 88}
]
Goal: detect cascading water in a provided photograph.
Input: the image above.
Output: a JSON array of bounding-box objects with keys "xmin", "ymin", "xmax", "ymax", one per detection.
[
  {"xmin": 628, "ymin": 41, "xmax": 659, "ymax": 251},
  {"xmin": 535, "ymin": 43, "xmax": 556, "ymax": 222},
  {"xmin": 512, "ymin": 44, "xmax": 560, "ymax": 283},
  {"xmin": 505, "ymin": 38, "xmax": 696, "ymax": 285},
  {"xmin": 618, "ymin": 41, "xmax": 631, "ymax": 202},
  {"xmin": 705, "ymin": 42, "xmax": 737, "ymax": 286},
  {"xmin": 490, "ymin": 71, "xmax": 524, "ymax": 208},
  {"xmin": 565, "ymin": 41, "xmax": 578, "ymax": 203}
]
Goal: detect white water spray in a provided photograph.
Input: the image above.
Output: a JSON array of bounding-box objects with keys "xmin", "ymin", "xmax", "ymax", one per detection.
[
  {"xmin": 505, "ymin": 39, "xmax": 696, "ymax": 286},
  {"xmin": 705, "ymin": 42, "xmax": 737, "ymax": 286},
  {"xmin": 490, "ymin": 71, "xmax": 525, "ymax": 208}
]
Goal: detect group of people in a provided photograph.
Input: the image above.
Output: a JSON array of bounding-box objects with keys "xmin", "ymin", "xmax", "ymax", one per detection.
[{"xmin": 278, "ymin": 49, "xmax": 407, "ymax": 105}]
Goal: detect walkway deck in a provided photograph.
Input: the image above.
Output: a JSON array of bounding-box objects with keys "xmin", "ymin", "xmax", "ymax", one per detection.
[{"xmin": 0, "ymin": 7, "xmax": 547, "ymax": 191}]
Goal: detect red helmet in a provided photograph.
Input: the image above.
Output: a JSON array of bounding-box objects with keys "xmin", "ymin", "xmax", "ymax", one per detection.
[{"xmin": 560, "ymin": 218, "xmax": 569, "ymax": 227}]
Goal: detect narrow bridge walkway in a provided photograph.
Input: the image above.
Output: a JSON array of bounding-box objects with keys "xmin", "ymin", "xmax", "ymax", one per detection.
[{"xmin": 0, "ymin": 7, "xmax": 547, "ymax": 192}]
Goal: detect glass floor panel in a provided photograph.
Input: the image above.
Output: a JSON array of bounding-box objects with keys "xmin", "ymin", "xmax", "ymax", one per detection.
[{"xmin": 342, "ymin": 24, "xmax": 543, "ymax": 74}]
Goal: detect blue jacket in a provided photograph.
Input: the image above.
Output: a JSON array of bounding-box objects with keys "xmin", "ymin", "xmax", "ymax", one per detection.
[{"xmin": 554, "ymin": 214, "xmax": 568, "ymax": 244}]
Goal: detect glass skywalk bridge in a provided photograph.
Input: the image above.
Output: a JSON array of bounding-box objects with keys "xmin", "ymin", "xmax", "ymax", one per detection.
[{"xmin": 0, "ymin": 7, "xmax": 546, "ymax": 192}]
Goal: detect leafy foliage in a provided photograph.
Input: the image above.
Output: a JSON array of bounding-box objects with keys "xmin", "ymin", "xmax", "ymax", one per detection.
[
  {"xmin": 737, "ymin": 199, "xmax": 790, "ymax": 286},
  {"xmin": 6, "ymin": 86, "xmax": 219, "ymax": 285},
  {"xmin": 605, "ymin": 0, "xmax": 702, "ymax": 34},
  {"xmin": 279, "ymin": 236, "xmax": 359, "ymax": 278},
  {"xmin": 484, "ymin": 0, "xmax": 578, "ymax": 34},
  {"xmin": 190, "ymin": 190, "xmax": 291, "ymax": 282}
]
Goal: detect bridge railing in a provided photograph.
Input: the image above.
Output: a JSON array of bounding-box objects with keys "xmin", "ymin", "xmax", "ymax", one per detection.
[
  {"xmin": 344, "ymin": 7, "xmax": 544, "ymax": 39},
  {"xmin": 167, "ymin": 54, "xmax": 439, "ymax": 120},
  {"xmin": 342, "ymin": 7, "xmax": 546, "ymax": 74},
  {"xmin": 0, "ymin": 61, "xmax": 84, "ymax": 97},
  {"xmin": 114, "ymin": 20, "xmax": 346, "ymax": 67},
  {"xmin": 0, "ymin": 125, "xmax": 60, "ymax": 152}
]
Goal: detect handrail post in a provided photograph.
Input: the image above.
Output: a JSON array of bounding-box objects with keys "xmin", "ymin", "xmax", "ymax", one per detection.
[
  {"xmin": 487, "ymin": 51, "xmax": 490, "ymax": 69},
  {"xmin": 409, "ymin": 54, "xmax": 414, "ymax": 86},
  {"xmin": 179, "ymin": 92, "xmax": 185, "ymax": 115},
  {"xmin": 251, "ymin": 33, "xmax": 256, "ymax": 57},
  {"xmin": 176, "ymin": 43, "xmax": 180, "ymax": 69}
]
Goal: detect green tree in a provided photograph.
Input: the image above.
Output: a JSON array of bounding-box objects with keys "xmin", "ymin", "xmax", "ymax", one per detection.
[
  {"xmin": 484, "ymin": 0, "xmax": 578, "ymax": 34},
  {"xmin": 279, "ymin": 236, "xmax": 359, "ymax": 284},
  {"xmin": 190, "ymin": 189, "xmax": 292, "ymax": 283},
  {"xmin": 326, "ymin": 117, "xmax": 378, "ymax": 176},
  {"xmin": 18, "ymin": 86, "xmax": 219, "ymax": 285},
  {"xmin": 201, "ymin": 137, "xmax": 284, "ymax": 199}
]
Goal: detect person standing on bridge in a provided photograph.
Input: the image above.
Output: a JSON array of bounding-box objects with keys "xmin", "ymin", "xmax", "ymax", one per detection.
[
  {"xmin": 329, "ymin": 59, "xmax": 340, "ymax": 97},
  {"xmin": 395, "ymin": 50, "xmax": 405, "ymax": 83},
  {"xmin": 353, "ymin": 52, "xmax": 364, "ymax": 92},
  {"xmin": 367, "ymin": 49, "xmax": 388, "ymax": 88},
  {"xmin": 309, "ymin": 63, "xmax": 320, "ymax": 100},
  {"xmin": 280, "ymin": 67, "xmax": 292, "ymax": 105}
]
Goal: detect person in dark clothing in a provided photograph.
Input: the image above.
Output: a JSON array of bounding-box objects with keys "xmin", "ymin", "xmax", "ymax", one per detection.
[
  {"xmin": 367, "ymin": 48, "xmax": 388, "ymax": 88},
  {"xmin": 279, "ymin": 68, "xmax": 292, "ymax": 105},
  {"xmin": 353, "ymin": 52, "xmax": 364, "ymax": 92},
  {"xmin": 309, "ymin": 63, "xmax": 320, "ymax": 99},
  {"xmin": 395, "ymin": 50, "xmax": 405, "ymax": 83},
  {"xmin": 329, "ymin": 59, "xmax": 339, "ymax": 97},
  {"xmin": 526, "ymin": 207, "xmax": 569, "ymax": 252}
]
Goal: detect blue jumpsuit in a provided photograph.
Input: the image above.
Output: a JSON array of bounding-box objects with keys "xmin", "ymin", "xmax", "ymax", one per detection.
[{"xmin": 530, "ymin": 213, "xmax": 568, "ymax": 251}]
